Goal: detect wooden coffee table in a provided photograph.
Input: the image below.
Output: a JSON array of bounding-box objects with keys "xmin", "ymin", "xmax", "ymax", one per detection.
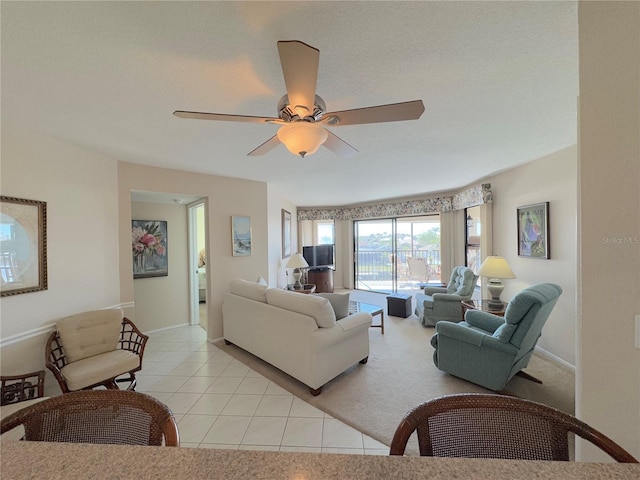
[{"xmin": 349, "ymin": 300, "xmax": 384, "ymax": 334}]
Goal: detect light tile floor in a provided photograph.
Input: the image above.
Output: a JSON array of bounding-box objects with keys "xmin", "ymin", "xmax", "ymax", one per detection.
[{"xmin": 139, "ymin": 325, "xmax": 388, "ymax": 454}]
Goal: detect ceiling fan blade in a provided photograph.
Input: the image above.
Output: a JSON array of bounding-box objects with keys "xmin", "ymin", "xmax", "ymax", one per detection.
[
  {"xmin": 247, "ymin": 135, "xmax": 281, "ymax": 156},
  {"xmin": 323, "ymin": 130, "xmax": 359, "ymax": 158},
  {"xmin": 174, "ymin": 110, "xmax": 282, "ymax": 124},
  {"xmin": 277, "ymin": 40, "xmax": 319, "ymax": 115},
  {"xmin": 322, "ymin": 100, "xmax": 425, "ymax": 126}
]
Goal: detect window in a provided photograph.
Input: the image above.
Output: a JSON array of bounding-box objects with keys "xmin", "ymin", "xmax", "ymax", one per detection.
[{"xmin": 316, "ymin": 221, "xmax": 334, "ymax": 245}]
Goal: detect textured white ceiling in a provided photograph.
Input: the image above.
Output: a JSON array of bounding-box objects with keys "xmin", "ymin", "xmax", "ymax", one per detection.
[{"xmin": 1, "ymin": 1, "xmax": 578, "ymax": 207}]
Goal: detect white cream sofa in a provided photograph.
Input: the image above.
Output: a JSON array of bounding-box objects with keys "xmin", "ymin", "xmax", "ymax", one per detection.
[{"xmin": 222, "ymin": 279, "xmax": 372, "ymax": 395}]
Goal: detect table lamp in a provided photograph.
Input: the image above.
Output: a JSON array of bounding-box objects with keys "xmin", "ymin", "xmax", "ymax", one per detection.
[
  {"xmin": 286, "ymin": 253, "xmax": 309, "ymax": 289},
  {"xmin": 477, "ymin": 256, "xmax": 516, "ymax": 308}
]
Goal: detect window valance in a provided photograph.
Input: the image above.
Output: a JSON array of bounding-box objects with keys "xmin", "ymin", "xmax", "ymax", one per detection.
[{"xmin": 298, "ymin": 184, "xmax": 492, "ymax": 221}]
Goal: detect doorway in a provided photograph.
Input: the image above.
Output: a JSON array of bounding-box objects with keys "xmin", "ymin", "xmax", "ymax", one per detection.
[{"xmin": 188, "ymin": 200, "xmax": 207, "ymax": 331}]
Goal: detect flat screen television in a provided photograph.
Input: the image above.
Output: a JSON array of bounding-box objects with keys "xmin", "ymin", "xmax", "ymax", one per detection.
[{"xmin": 302, "ymin": 244, "xmax": 335, "ymax": 270}]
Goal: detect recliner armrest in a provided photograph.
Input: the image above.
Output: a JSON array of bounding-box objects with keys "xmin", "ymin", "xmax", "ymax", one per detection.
[
  {"xmin": 424, "ymin": 286, "xmax": 447, "ymax": 296},
  {"xmin": 435, "ymin": 321, "xmax": 518, "ymax": 355},
  {"xmin": 431, "ymin": 293, "xmax": 465, "ymax": 302},
  {"xmin": 464, "ymin": 310, "xmax": 505, "ymax": 334}
]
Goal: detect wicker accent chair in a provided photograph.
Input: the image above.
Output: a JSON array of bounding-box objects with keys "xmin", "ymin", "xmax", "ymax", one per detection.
[
  {"xmin": 45, "ymin": 310, "xmax": 148, "ymax": 393},
  {"xmin": 1, "ymin": 371, "xmax": 49, "ymax": 441},
  {"xmin": 1, "ymin": 370, "xmax": 45, "ymax": 406},
  {"xmin": 1, "ymin": 390, "xmax": 179, "ymax": 446},
  {"xmin": 389, "ymin": 393, "xmax": 638, "ymax": 463}
]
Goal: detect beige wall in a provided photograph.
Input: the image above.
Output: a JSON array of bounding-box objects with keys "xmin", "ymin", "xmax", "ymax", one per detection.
[
  {"xmin": 487, "ymin": 146, "xmax": 578, "ymax": 366},
  {"xmin": 118, "ymin": 162, "xmax": 269, "ymax": 341},
  {"xmin": 577, "ymin": 1, "xmax": 640, "ymax": 460},
  {"xmin": 0, "ymin": 123, "xmax": 121, "ymax": 395},
  {"xmin": 131, "ymin": 201, "xmax": 189, "ymax": 332},
  {"xmin": 267, "ymin": 185, "xmax": 298, "ymax": 289}
]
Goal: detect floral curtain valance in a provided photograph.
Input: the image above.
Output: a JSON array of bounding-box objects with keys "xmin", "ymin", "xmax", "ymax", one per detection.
[{"xmin": 298, "ymin": 184, "xmax": 492, "ymax": 222}]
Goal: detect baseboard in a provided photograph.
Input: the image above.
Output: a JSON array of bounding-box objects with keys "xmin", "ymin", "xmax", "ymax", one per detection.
[
  {"xmin": 143, "ymin": 322, "xmax": 190, "ymax": 335},
  {"xmin": 535, "ymin": 345, "xmax": 575, "ymax": 372},
  {"xmin": 208, "ymin": 335, "xmax": 224, "ymax": 344}
]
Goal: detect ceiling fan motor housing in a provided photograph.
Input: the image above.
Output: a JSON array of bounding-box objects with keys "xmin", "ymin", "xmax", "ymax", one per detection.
[{"xmin": 277, "ymin": 94, "xmax": 326, "ymax": 122}]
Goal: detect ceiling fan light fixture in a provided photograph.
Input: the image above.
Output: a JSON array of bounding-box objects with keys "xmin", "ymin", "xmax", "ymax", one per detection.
[{"xmin": 277, "ymin": 121, "xmax": 328, "ymax": 158}]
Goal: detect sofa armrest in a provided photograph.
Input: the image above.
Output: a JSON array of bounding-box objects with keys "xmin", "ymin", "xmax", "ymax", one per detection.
[
  {"xmin": 436, "ymin": 321, "xmax": 518, "ymax": 355},
  {"xmin": 464, "ymin": 310, "xmax": 505, "ymax": 334},
  {"xmin": 424, "ymin": 286, "xmax": 447, "ymax": 296},
  {"xmin": 337, "ymin": 312, "xmax": 372, "ymax": 332}
]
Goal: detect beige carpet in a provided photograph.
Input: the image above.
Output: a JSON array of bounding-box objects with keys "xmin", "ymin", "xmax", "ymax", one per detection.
[{"xmin": 215, "ymin": 289, "xmax": 575, "ymax": 449}]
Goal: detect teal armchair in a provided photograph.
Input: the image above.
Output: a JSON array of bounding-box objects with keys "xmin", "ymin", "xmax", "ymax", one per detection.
[
  {"xmin": 415, "ymin": 266, "xmax": 478, "ymax": 327},
  {"xmin": 430, "ymin": 283, "xmax": 562, "ymax": 391}
]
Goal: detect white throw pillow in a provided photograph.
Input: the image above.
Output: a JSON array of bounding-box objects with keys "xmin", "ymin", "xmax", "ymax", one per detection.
[
  {"xmin": 317, "ymin": 293, "xmax": 350, "ymax": 320},
  {"xmin": 266, "ymin": 288, "xmax": 336, "ymax": 328},
  {"xmin": 230, "ymin": 278, "xmax": 268, "ymax": 303},
  {"xmin": 256, "ymin": 275, "xmax": 268, "ymax": 286}
]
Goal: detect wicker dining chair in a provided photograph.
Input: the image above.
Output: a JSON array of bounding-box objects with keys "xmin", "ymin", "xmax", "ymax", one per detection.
[
  {"xmin": 0, "ymin": 390, "xmax": 179, "ymax": 447},
  {"xmin": 389, "ymin": 393, "xmax": 638, "ymax": 463}
]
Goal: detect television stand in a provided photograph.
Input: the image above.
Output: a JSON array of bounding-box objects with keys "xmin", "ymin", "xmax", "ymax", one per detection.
[{"xmin": 307, "ymin": 268, "xmax": 334, "ymax": 293}]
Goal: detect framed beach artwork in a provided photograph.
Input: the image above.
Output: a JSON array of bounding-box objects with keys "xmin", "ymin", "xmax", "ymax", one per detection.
[
  {"xmin": 231, "ymin": 215, "xmax": 252, "ymax": 256},
  {"xmin": 132, "ymin": 220, "xmax": 168, "ymax": 278},
  {"xmin": 282, "ymin": 209, "xmax": 291, "ymax": 259},
  {"xmin": 517, "ymin": 202, "xmax": 549, "ymax": 259},
  {"xmin": 0, "ymin": 196, "xmax": 48, "ymax": 297}
]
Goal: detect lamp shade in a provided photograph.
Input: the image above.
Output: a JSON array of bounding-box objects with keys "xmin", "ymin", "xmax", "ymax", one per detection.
[
  {"xmin": 277, "ymin": 122, "xmax": 328, "ymax": 158},
  {"xmin": 286, "ymin": 253, "xmax": 309, "ymax": 269},
  {"xmin": 477, "ymin": 256, "xmax": 516, "ymax": 279}
]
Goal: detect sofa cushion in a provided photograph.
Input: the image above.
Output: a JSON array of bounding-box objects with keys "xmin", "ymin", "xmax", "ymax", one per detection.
[
  {"xmin": 317, "ymin": 293, "xmax": 350, "ymax": 320},
  {"xmin": 60, "ymin": 349, "xmax": 140, "ymax": 391},
  {"xmin": 230, "ymin": 278, "xmax": 268, "ymax": 303},
  {"xmin": 56, "ymin": 309, "xmax": 122, "ymax": 363},
  {"xmin": 266, "ymin": 288, "xmax": 336, "ymax": 328}
]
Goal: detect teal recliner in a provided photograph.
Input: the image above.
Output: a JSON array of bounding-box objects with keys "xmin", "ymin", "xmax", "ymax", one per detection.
[
  {"xmin": 430, "ymin": 283, "xmax": 562, "ymax": 391},
  {"xmin": 415, "ymin": 266, "xmax": 478, "ymax": 327}
]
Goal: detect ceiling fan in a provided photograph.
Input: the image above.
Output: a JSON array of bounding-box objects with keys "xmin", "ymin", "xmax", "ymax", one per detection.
[{"xmin": 174, "ymin": 40, "xmax": 425, "ymax": 158}]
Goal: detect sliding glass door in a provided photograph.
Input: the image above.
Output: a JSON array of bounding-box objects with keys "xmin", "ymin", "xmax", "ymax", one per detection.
[
  {"xmin": 354, "ymin": 215, "xmax": 440, "ymax": 294},
  {"xmin": 354, "ymin": 219, "xmax": 396, "ymax": 293}
]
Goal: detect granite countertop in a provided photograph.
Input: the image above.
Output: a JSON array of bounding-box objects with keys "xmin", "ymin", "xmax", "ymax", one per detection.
[{"xmin": 1, "ymin": 441, "xmax": 638, "ymax": 480}]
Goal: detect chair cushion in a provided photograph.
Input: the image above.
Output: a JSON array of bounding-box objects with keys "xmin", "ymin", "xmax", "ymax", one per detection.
[
  {"xmin": 60, "ymin": 350, "xmax": 140, "ymax": 391},
  {"xmin": 266, "ymin": 288, "xmax": 336, "ymax": 328},
  {"xmin": 56, "ymin": 310, "xmax": 123, "ymax": 363},
  {"xmin": 316, "ymin": 293, "xmax": 350, "ymax": 320},
  {"xmin": 230, "ymin": 278, "xmax": 268, "ymax": 303},
  {"xmin": 0, "ymin": 397, "xmax": 49, "ymax": 442}
]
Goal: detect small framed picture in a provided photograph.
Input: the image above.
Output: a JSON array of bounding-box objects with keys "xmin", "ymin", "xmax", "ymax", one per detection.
[
  {"xmin": 282, "ymin": 209, "xmax": 291, "ymax": 259},
  {"xmin": 517, "ymin": 202, "xmax": 549, "ymax": 259},
  {"xmin": 231, "ymin": 216, "xmax": 252, "ymax": 256}
]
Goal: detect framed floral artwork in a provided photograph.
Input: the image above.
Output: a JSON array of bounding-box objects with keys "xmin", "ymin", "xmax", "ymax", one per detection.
[
  {"xmin": 0, "ymin": 196, "xmax": 48, "ymax": 297},
  {"xmin": 231, "ymin": 216, "xmax": 252, "ymax": 256},
  {"xmin": 517, "ymin": 202, "xmax": 549, "ymax": 259},
  {"xmin": 132, "ymin": 220, "xmax": 168, "ymax": 278}
]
